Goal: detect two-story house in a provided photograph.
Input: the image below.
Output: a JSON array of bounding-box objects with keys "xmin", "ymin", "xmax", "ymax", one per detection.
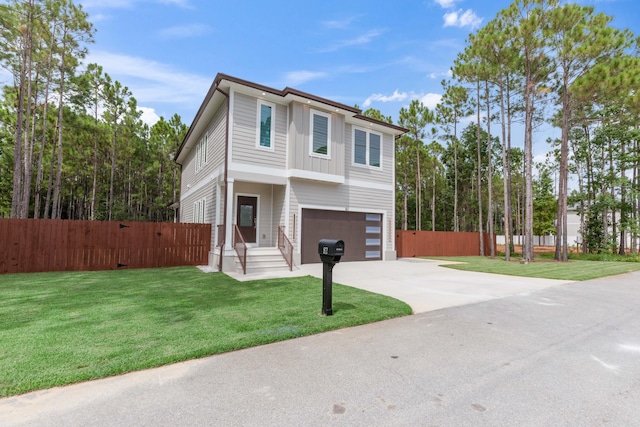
[{"xmin": 175, "ymin": 73, "xmax": 406, "ymax": 273}]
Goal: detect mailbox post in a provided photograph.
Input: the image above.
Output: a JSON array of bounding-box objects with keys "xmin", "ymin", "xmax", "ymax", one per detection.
[{"xmin": 318, "ymin": 239, "xmax": 344, "ymax": 316}]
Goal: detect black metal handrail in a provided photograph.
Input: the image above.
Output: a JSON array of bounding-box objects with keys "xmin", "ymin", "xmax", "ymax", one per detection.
[
  {"xmin": 278, "ymin": 226, "xmax": 293, "ymax": 271},
  {"xmin": 233, "ymin": 224, "xmax": 247, "ymax": 274}
]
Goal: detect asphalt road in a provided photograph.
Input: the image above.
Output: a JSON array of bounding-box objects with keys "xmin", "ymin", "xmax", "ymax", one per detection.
[{"xmin": 2, "ymin": 271, "xmax": 640, "ymax": 426}]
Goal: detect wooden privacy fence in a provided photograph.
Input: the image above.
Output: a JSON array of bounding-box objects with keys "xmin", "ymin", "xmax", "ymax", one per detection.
[
  {"xmin": 0, "ymin": 219, "xmax": 211, "ymax": 274},
  {"xmin": 396, "ymin": 230, "xmax": 495, "ymax": 258}
]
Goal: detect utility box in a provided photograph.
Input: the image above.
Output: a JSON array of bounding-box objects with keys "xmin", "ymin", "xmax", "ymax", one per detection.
[{"xmin": 318, "ymin": 239, "xmax": 344, "ymax": 316}]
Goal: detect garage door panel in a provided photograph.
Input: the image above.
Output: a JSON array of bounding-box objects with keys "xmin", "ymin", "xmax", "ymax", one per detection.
[{"xmin": 301, "ymin": 209, "xmax": 382, "ymax": 264}]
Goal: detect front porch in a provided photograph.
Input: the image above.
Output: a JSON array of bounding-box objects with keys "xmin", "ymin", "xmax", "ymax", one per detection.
[{"xmin": 210, "ymin": 178, "xmax": 296, "ymax": 275}]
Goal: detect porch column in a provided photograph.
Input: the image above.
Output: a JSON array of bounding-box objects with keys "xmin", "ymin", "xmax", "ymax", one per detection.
[
  {"xmin": 215, "ymin": 181, "xmax": 221, "ymax": 238},
  {"xmin": 225, "ymin": 178, "xmax": 235, "ymax": 250}
]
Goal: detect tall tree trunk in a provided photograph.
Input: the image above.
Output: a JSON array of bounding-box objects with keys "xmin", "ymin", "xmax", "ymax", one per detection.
[
  {"xmin": 476, "ymin": 81, "xmax": 484, "ymax": 255},
  {"xmin": 416, "ymin": 140, "xmax": 421, "ymax": 231},
  {"xmin": 10, "ymin": 19, "xmax": 30, "ymax": 218},
  {"xmin": 498, "ymin": 81, "xmax": 511, "ymax": 260},
  {"xmin": 33, "ymin": 60, "xmax": 54, "ymax": 219},
  {"xmin": 108, "ymin": 129, "xmax": 117, "ymax": 221},
  {"xmin": 19, "ymin": 55, "xmax": 36, "ymax": 218},
  {"xmin": 43, "ymin": 121, "xmax": 57, "ymax": 219},
  {"xmin": 554, "ymin": 69, "xmax": 570, "ymax": 261},
  {"xmin": 523, "ymin": 60, "xmax": 535, "ymax": 262},
  {"xmin": 453, "ymin": 115, "xmax": 459, "ymax": 232},
  {"xmin": 432, "ymin": 169, "xmax": 436, "ymax": 232},
  {"xmin": 619, "ymin": 138, "xmax": 626, "ymax": 255},
  {"xmin": 486, "ymin": 81, "xmax": 494, "ymax": 258},
  {"xmin": 609, "ymin": 139, "xmax": 617, "ymax": 253},
  {"xmin": 51, "ymin": 54, "xmax": 67, "ymax": 220}
]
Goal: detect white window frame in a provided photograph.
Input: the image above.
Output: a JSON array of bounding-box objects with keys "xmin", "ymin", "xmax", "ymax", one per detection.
[
  {"xmin": 193, "ymin": 197, "xmax": 206, "ymax": 223},
  {"xmin": 195, "ymin": 133, "xmax": 208, "ymax": 173},
  {"xmin": 352, "ymin": 127, "xmax": 383, "ymax": 169},
  {"xmin": 309, "ymin": 109, "xmax": 331, "ymax": 159},
  {"xmin": 255, "ymin": 100, "xmax": 275, "ymax": 151}
]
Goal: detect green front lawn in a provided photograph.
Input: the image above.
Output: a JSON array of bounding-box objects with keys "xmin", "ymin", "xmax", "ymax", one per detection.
[
  {"xmin": 429, "ymin": 256, "xmax": 640, "ymax": 281},
  {"xmin": 0, "ymin": 267, "xmax": 411, "ymax": 397}
]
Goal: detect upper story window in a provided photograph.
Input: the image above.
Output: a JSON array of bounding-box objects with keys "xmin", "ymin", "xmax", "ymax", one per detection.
[
  {"xmin": 256, "ymin": 100, "xmax": 275, "ymax": 150},
  {"xmin": 193, "ymin": 197, "xmax": 206, "ymax": 223},
  {"xmin": 353, "ymin": 128, "xmax": 382, "ymax": 168},
  {"xmin": 195, "ymin": 133, "xmax": 208, "ymax": 172},
  {"xmin": 309, "ymin": 109, "xmax": 331, "ymax": 159}
]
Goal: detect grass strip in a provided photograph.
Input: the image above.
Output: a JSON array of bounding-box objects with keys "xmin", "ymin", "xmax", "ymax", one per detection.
[
  {"xmin": 0, "ymin": 267, "xmax": 411, "ymax": 397},
  {"xmin": 426, "ymin": 256, "xmax": 640, "ymax": 281}
]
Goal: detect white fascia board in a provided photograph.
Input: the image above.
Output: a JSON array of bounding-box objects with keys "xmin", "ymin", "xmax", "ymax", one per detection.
[{"xmin": 228, "ymin": 162, "xmax": 288, "ymax": 185}]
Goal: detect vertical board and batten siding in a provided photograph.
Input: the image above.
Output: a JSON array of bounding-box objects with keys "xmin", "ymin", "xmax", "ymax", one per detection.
[
  {"xmin": 395, "ymin": 230, "xmax": 495, "ymax": 258},
  {"xmin": 0, "ymin": 219, "xmax": 211, "ymax": 274},
  {"xmin": 288, "ymin": 102, "xmax": 345, "ymax": 177},
  {"xmin": 231, "ymin": 92, "xmax": 287, "ymax": 169},
  {"xmin": 344, "ymin": 124, "xmax": 395, "ymax": 185}
]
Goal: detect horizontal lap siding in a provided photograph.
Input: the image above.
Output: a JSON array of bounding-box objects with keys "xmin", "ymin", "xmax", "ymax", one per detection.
[
  {"xmin": 207, "ymin": 103, "xmax": 227, "ymax": 173},
  {"xmin": 232, "ymin": 92, "xmax": 286, "ymax": 169},
  {"xmin": 181, "ymin": 184, "xmax": 214, "ymax": 225},
  {"xmin": 0, "ymin": 219, "xmax": 211, "ymax": 274},
  {"xmin": 181, "ymin": 102, "xmax": 226, "ymax": 197}
]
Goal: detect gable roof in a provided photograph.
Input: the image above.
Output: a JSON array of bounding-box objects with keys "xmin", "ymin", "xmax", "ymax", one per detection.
[{"xmin": 175, "ymin": 73, "xmax": 407, "ymax": 164}]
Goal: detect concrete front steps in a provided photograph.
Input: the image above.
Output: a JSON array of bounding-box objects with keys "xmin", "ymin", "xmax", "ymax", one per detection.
[{"xmin": 234, "ymin": 246, "xmax": 292, "ymax": 274}]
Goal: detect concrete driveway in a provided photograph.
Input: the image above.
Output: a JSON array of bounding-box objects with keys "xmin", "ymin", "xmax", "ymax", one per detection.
[{"xmin": 228, "ymin": 258, "xmax": 574, "ymax": 313}]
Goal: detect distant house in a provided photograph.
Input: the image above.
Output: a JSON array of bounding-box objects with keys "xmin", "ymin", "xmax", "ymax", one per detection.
[{"xmin": 175, "ymin": 73, "xmax": 407, "ymax": 273}]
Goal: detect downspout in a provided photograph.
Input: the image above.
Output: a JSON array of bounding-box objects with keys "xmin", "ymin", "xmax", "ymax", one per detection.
[{"xmin": 217, "ymin": 87, "xmax": 230, "ymax": 272}]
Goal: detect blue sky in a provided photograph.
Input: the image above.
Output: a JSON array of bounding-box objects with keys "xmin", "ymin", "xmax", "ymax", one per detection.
[{"xmin": 5, "ymin": 0, "xmax": 640, "ymax": 158}]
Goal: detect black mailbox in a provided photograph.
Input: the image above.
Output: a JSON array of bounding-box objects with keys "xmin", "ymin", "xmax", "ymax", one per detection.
[
  {"xmin": 318, "ymin": 239, "xmax": 345, "ymax": 316},
  {"xmin": 318, "ymin": 239, "xmax": 344, "ymax": 263}
]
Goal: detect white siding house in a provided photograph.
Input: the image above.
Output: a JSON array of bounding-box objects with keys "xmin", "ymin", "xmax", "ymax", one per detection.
[{"xmin": 175, "ymin": 74, "xmax": 406, "ymax": 273}]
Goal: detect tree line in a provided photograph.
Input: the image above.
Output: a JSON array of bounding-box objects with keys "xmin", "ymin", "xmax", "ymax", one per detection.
[
  {"xmin": 2, "ymin": 0, "xmax": 640, "ymax": 262},
  {"xmin": 0, "ymin": 0, "xmax": 186, "ymax": 223},
  {"xmin": 367, "ymin": 0, "xmax": 639, "ymax": 261}
]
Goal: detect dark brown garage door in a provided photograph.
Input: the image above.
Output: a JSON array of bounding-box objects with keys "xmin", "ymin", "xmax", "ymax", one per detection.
[{"xmin": 301, "ymin": 209, "xmax": 382, "ymax": 264}]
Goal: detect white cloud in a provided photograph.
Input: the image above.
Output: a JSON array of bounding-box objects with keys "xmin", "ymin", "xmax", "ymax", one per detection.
[
  {"xmin": 89, "ymin": 13, "xmax": 110, "ymax": 22},
  {"xmin": 283, "ymin": 70, "xmax": 328, "ymax": 86},
  {"xmin": 429, "ymin": 70, "xmax": 453, "ymax": 79},
  {"xmin": 362, "ymin": 90, "xmax": 408, "ymax": 107},
  {"xmin": 418, "ymin": 93, "xmax": 442, "ymax": 110},
  {"xmin": 158, "ymin": 24, "xmax": 212, "ymax": 39},
  {"xmin": 362, "ymin": 90, "xmax": 442, "ymax": 110},
  {"xmin": 318, "ymin": 29, "xmax": 385, "ymax": 52},
  {"xmin": 443, "ymin": 9, "xmax": 483, "ymax": 29},
  {"xmin": 434, "ymin": 0, "xmax": 457, "ymax": 8},
  {"xmin": 139, "ymin": 106, "xmax": 161, "ymax": 127},
  {"xmin": 85, "ymin": 50, "xmax": 211, "ymax": 108},
  {"xmin": 322, "ymin": 17, "xmax": 356, "ymax": 30}
]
